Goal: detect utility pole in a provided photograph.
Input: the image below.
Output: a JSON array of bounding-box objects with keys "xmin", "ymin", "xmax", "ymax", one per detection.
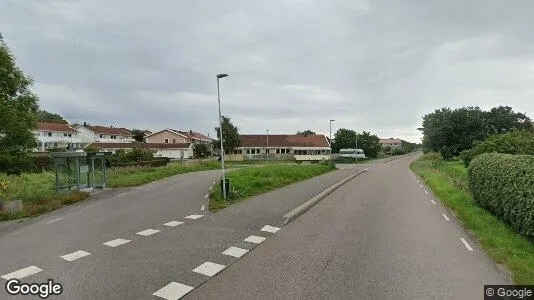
[
  {"xmin": 266, "ymin": 129, "xmax": 269, "ymax": 163},
  {"xmin": 216, "ymin": 73, "xmax": 229, "ymax": 200}
]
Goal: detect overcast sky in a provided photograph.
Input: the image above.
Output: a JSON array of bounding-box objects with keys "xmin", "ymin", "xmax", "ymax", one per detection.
[{"xmin": 1, "ymin": 0, "xmax": 533, "ymax": 143}]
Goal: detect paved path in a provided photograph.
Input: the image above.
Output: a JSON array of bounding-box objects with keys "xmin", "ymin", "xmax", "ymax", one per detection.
[{"xmin": 187, "ymin": 155, "xmax": 511, "ymax": 299}]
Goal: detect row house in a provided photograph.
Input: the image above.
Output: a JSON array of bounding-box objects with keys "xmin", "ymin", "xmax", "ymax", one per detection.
[{"xmin": 34, "ymin": 122, "xmax": 83, "ymax": 151}]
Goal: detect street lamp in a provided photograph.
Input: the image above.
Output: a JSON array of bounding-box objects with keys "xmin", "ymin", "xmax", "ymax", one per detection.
[
  {"xmin": 329, "ymin": 120, "xmax": 335, "ymax": 159},
  {"xmin": 217, "ymin": 73, "xmax": 229, "ymax": 200},
  {"xmin": 266, "ymin": 129, "xmax": 269, "ymax": 163}
]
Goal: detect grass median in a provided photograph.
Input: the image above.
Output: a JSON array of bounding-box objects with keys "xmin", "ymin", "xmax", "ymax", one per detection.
[
  {"xmin": 411, "ymin": 158, "xmax": 534, "ymax": 284},
  {"xmin": 209, "ymin": 163, "xmax": 335, "ymax": 212}
]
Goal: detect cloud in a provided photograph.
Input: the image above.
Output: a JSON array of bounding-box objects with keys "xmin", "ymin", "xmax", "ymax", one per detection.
[{"xmin": 1, "ymin": 0, "xmax": 533, "ymax": 143}]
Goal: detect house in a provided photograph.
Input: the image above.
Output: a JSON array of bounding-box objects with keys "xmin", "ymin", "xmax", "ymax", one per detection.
[
  {"xmin": 86, "ymin": 142, "xmax": 194, "ymax": 159},
  {"xmin": 33, "ymin": 122, "xmax": 82, "ymax": 151},
  {"xmin": 231, "ymin": 134, "xmax": 331, "ymax": 161},
  {"xmin": 379, "ymin": 138, "xmax": 403, "ymax": 150},
  {"xmin": 75, "ymin": 123, "xmax": 134, "ymax": 145},
  {"xmin": 145, "ymin": 129, "xmax": 213, "ymax": 144}
]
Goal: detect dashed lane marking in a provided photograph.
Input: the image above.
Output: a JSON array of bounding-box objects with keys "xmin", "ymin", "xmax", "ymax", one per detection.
[
  {"xmin": 192, "ymin": 262, "xmax": 226, "ymax": 277},
  {"xmin": 244, "ymin": 235, "xmax": 266, "ymax": 244},
  {"xmin": 442, "ymin": 214, "xmax": 450, "ymax": 221},
  {"xmin": 424, "ymin": 191, "xmax": 428, "ymax": 195},
  {"xmin": 45, "ymin": 217, "xmax": 63, "ymax": 224},
  {"xmin": 1, "ymin": 266, "xmax": 43, "ymax": 280},
  {"xmin": 164, "ymin": 221, "xmax": 184, "ymax": 227},
  {"xmin": 185, "ymin": 215, "xmax": 203, "ymax": 220},
  {"xmin": 136, "ymin": 229, "xmax": 160, "ymax": 236},
  {"xmin": 118, "ymin": 193, "xmax": 126, "ymax": 197},
  {"xmin": 103, "ymin": 238, "xmax": 131, "ymax": 247},
  {"xmin": 201, "ymin": 205, "xmax": 205, "ymax": 211},
  {"xmin": 260, "ymin": 225, "xmax": 281, "ymax": 233},
  {"xmin": 431, "ymin": 200, "xmax": 436, "ymax": 204},
  {"xmin": 153, "ymin": 282, "xmax": 194, "ymax": 300},
  {"xmin": 204, "ymin": 194, "xmax": 209, "ymax": 199},
  {"xmin": 222, "ymin": 247, "xmax": 249, "ymax": 258},
  {"xmin": 460, "ymin": 238, "xmax": 474, "ymax": 251},
  {"xmin": 61, "ymin": 250, "xmax": 91, "ymax": 262}
]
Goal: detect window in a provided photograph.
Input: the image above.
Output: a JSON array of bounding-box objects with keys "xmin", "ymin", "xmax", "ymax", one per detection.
[
  {"xmin": 64, "ymin": 133, "xmax": 68, "ymax": 137},
  {"xmin": 246, "ymin": 149, "xmax": 250, "ymax": 154},
  {"xmin": 286, "ymin": 149, "xmax": 291, "ymax": 153},
  {"xmin": 99, "ymin": 135, "xmax": 103, "ymax": 138},
  {"xmin": 266, "ymin": 149, "xmax": 270, "ymax": 154},
  {"xmin": 173, "ymin": 139, "xmax": 176, "ymax": 144},
  {"xmin": 165, "ymin": 138, "xmax": 169, "ymax": 144},
  {"xmin": 68, "ymin": 134, "xmax": 72, "ymax": 137},
  {"xmin": 111, "ymin": 135, "xmax": 116, "ymax": 139},
  {"xmin": 47, "ymin": 132, "xmax": 52, "ymax": 137},
  {"xmin": 276, "ymin": 149, "xmax": 280, "ymax": 154},
  {"xmin": 251, "ymin": 149, "xmax": 255, "ymax": 154}
]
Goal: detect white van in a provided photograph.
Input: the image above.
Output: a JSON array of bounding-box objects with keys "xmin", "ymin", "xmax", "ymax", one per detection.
[{"xmin": 339, "ymin": 148, "xmax": 366, "ymax": 159}]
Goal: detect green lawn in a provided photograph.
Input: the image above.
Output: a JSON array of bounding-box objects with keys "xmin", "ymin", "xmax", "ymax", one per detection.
[
  {"xmin": 209, "ymin": 163, "xmax": 335, "ymax": 211},
  {"xmin": 411, "ymin": 158, "xmax": 534, "ymax": 284}
]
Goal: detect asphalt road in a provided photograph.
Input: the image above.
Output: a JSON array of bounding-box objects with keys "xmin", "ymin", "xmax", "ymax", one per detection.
[
  {"xmin": 186, "ymin": 155, "xmax": 511, "ymax": 299},
  {"xmin": 0, "ymin": 164, "xmax": 361, "ymax": 299}
]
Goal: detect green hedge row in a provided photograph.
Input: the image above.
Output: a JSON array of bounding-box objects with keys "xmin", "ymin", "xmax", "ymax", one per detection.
[{"xmin": 468, "ymin": 153, "xmax": 534, "ymax": 237}]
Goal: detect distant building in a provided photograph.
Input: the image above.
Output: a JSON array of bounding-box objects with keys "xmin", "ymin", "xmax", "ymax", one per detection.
[
  {"xmin": 86, "ymin": 142, "xmax": 194, "ymax": 159},
  {"xmin": 33, "ymin": 122, "xmax": 82, "ymax": 151},
  {"xmin": 379, "ymin": 138, "xmax": 403, "ymax": 149},
  {"xmin": 145, "ymin": 129, "xmax": 213, "ymax": 144},
  {"xmin": 75, "ymin": 123, "xmax": 134, "ymax": 146}
]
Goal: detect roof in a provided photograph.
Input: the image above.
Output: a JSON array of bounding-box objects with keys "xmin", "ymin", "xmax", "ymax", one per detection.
[
  {"xmin": 87, "ymin": 142, "xmax": 192, "ymax": 149},
  {"xmin": 175, "ymin": 130, "xmax": 213, "ymax": 141},
  {"xmin": 83, "ymin": 125, "xmax": 133, "ymax": 136},
  {"xmin": 36, "ymin": 122, "xmax": 78, "ymax": 133},
  {"xmin": 379, "ymin": 138, "xmax": 403, "ymax": 144},
  {"xmin": 239, "ymin": 134, "xmax": 330, "ymax": 148}
]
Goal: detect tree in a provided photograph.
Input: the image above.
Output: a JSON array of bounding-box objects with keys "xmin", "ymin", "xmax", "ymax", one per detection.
[
  {"xmin": 193, "ymin": 143, "xmax": 211, "ymax": 158},
  {"xmin": 215, "ymin": 115, "xmax": 240, "ymax": 154},
  {"xmin": 356, "ymin": 131, "xmax": 381, "ymax": 158},
  {"xmin": 296, "ymin": 130, "xmax": 316, "ymax": 136},
  {"xmin": 37, "ymin": 109, "xmax": 66, "ymax": 123},
  {"xmin": 332, "ymin": 128, "xmax": 358, "ymax": 153},
  {"xmin": 0, "ymin": 35, "xmax": 39, "ymax": 172},
  {"xmin": 130, "ymin": 129, "xmax": 146, "ymax": 142},
  {"xmin": 484, "ymin": 106, "xmax": 532, "ymax": 134}
]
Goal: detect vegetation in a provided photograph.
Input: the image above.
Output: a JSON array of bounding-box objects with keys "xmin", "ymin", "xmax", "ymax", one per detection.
[
  {"xmin": 332, "ymin": 128, "xmax": 382, "ymax": 158},
  {"xmin": 411, "ymin": 155, "xmax": 534, "ymax": 284},
  {"xmin": 210, "ymin": 163, "xmax": 335, "ymax": 211},
  {"xmin": 214, "ymin": 115, "xmax": 240, "ymax": 154},
  {"xmin": 296, "ymin": 130, "xmax": 316, "ymax": 135},
  {"xmin": 419, "ymin": 106, "xmax": 532, "ymax": 159},
  {"xmin": 460, "ymin": 130, "xmax": 534, "ymax": 167},
  {"xmin": 130, "ymin": 129, "xmax": 147, "ymax": 142},
  {"xmin": 37, "ymin": 110, "xmax": 66, "ymax": 123},
  {"xmin": 468, "ymin": 153, "xmax": 534, "ymax": 238},
  {"xmin": 193, "ymin": 143, "xmax": 211, "ymax": 158},
  {"xmin": 0, "ymin": 35, "xmax": 39, "ymax": 173}
]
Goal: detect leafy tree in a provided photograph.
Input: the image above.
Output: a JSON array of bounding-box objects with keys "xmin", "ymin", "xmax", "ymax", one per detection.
[
  {"xmin": 332, "ymin": 128, "xmax": 358, "ymax": 153},
  {"xmin": 215, "ymin": 115, "xmax": 240, "ymax": 154},
  {"xmin": 0, "ymin": 35, "xmax": 39, "ymax": 172},
  {"xmin": 193, "ymin": 143, "xmax": 211, "ymax": 158},
  {"xmin": 296, "ymin": 130, "xmax": 316, "ymax": 136},
  {"xmin": 130, "ymin": 129, "xmax": 146, "ymax": 142},
  {"xmin": 356, "ymin": 131, "xmax": 381, "ymax": 158},
  {"xmin": 485, "ymin": 106, "xmax": 532, "ymax": 134},
  {"xmin": 37, "ymin": 109, "xmax": 66, "ymax": 123}
]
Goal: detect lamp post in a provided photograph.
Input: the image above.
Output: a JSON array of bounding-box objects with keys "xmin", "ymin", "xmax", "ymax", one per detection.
[
  {"xmin": 329, "ymin": 120, "xmax": 335, "ymax": 160},
  {"xmin": 266, "ymin": 129, "xmax": 269, "ymax": 163},
  {"xmin": 217, "ymin": 73, "xmax": 229, "ymax": 200}
]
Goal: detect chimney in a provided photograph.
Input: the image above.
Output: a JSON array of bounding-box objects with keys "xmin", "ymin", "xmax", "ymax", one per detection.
[
  {"xmin": 189, "ymin": 130, "xmax": 193, "ymax": 135},
  {"xmin": 110, "ymin": 125, "xmax": 114, "ymax": 128},
  {"xmin": 83, "ymin": 122, "xmax": 87, "ymax": 126}
]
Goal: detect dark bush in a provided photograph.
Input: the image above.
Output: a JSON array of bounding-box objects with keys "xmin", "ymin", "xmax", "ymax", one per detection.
[
  {"xmin": 468, "ymin": 153, "xmax": 534, "ymax": 238},
  {"xmin": 391, "ymin": 148, "xmax": 406, "ymax": 156}
]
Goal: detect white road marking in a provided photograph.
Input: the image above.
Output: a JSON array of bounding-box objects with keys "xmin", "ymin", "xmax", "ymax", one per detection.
[
  {"xmin": 460, "ymin": 238, "xmax": 474, "ymax": 251},
  {"xmin": 137, "ymin": 186, "xmax": 143, "ymax": 190},
  {"xmin": 212, "ymin": 181, "xmax": 215, "ymax": 184},
  {"xmin": 45, "ymin": 217, "xmax": 63, "ymax": 224},
  {"xmin": 441, "ymin": 214, "xmax": 450, "ymax": 221},
  {"xmin": 1, "ymin": 266, "xmax": 43, "ymax": 280},
  {"xmin": 61, "ymin": 250, "xmax": 91, "ymax": 262},
  {"xmin": 424, "ymin": 191, "xmax": 428, "ymax": 195},
  {"xmin": 431, "ymin": 200, "xmax": 436, "ymax": 204},
  {"xmin": 136, "ymin": 229, "xmax": 160, "ymax": 236},
  {"xmin": 103, "ymin": 238, "xmax": 131, "ymax": 247},
  {"xmin": 153, "ymin": 282, "xmax": 194, "ymax": 300},
  {"xmin": 118, "ymin": 193, "xmax": 126, "ymax": 197},
  {"xmin": 185, "ymin": 214, "xmax": 203, "ymax": 220},
  {"xmin": 419, "ymin": 184, "xmax": 423, "ymax": 188},
  {"xmin": 164, "ymin": 221, "xmax": 184, "ymax": 227},
  {"xmin": 201, "ymin": 205, "xmax": 205, "ymax": 211},
  {"xmin": 244, "ymin": 235, "xmax": 266, "ymax": 244},
  {"xmin": 192, "ymin": 262, "xmax": 226, "ymax": 277},
  {"xmin": 260, "ymin": 225, "xmax": 281, "ymax": 233},
  {"xmin": 209, "ymin": 186, "xmax": 212, "ymax": 190},
  {"xmin": 222, "ymin": 247, "xmax": 249, "ymax": 258},
  {"xmin": 204, "ymin": 194, "xmax": 209, "ymax": 199}
]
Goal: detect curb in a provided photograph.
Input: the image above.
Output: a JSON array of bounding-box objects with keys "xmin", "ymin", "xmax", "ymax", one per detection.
[{"xmin": 282, "ymin": 168, "xmax": 368, "ymax": 225}]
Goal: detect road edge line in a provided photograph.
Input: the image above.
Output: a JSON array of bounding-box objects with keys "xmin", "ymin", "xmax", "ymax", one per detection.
[{"xmin": 282, "ymin": 168, "xmax": 368, "ymax": 225}]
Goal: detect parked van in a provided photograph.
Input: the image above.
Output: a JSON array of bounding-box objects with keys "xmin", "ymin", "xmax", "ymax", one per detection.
[{"xmin": 339, "ymin": 148, "xmax": 366, "ymax": 159}]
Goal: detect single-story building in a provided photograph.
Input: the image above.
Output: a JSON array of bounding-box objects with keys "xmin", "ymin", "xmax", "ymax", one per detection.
[
  {"xmin": 231, "ymin": 134, "xmax": 331, "ymax": 161},
  {"xmin": 379, "ymin": 138, "xmax": 403, "ymax": 149},
  {"xmin": 86, "ymin": 142, "xmax": 194, "ymax": 159}
]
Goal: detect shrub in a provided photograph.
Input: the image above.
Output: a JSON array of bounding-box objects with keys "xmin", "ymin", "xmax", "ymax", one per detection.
[
  {"xmin": 391, "ymin": 148, "xmax": 406, "ymax": 156},
  {"xmin": 468, "ymin": 153, "xmax": 534, "ymax": 237},
  {"xmin": 420, "ymin": 152, "xmax": 442, "ymax": 161},
  {"xmin": 460, "ymin": 130, "xmax": 534, "ymax": 167}
]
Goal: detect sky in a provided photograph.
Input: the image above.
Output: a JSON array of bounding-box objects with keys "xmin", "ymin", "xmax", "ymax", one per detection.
[{"xmin": 1, "ymin": 0, "xmax": 533, "ymax": 143}]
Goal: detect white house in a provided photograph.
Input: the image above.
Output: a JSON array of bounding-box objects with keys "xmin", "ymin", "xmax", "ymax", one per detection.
[
  {"xmin": 86, "ymin": 142, "xmax": 194, "ymax": 159},
  {"xmin": 76, "ymin": 123, "xmax": 134, "ymax": 146},
  {"xmin": 34, "ymin": 122, "xmax": 82, "ymax": 151}
]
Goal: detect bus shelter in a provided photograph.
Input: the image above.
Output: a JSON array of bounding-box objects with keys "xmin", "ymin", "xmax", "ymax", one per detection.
[{"xmin": 51, "ymin": 152, "xmax": 108, "ymax": 193}]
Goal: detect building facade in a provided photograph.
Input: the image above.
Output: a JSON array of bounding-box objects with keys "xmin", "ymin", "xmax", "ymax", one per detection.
[
  {"xmin": 34, "ymin": 122, "xmax": 82, "ymax": 151},
  {"xmin": 76, "ymin": 124, "xmax": 134, "ymax": 146},
  {"xmin": 379, "ymin": 138, "xmax": 403, "ymax": 149},
  {"xmin": 86, "ymin": 142, "xmax": 194, "ymax": 159}
]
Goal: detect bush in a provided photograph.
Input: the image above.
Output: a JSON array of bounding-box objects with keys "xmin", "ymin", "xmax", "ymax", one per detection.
[
  {"xmin": 391, "ymin": 148, "xmax": 406, "ymax": 156},
  {"xmin": 468, "ymin": 153, "xmax": 534, "ymax": 238},
  {"xmin": 420, "ymin": 152, "xmax": 442, "ymax": 161},
  {"xmin": 460, "ymin": 130, "xmax": 534, "ymax": 167}
]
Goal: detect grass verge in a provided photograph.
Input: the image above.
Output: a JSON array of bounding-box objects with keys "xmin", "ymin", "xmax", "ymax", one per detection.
[
  {"xmin": 209, "ymin": 163, "xmax": 335, "ymax": 212},
  {"xmin": 107, "ymin": 161, "xmax": 220, "ymax": 187},
  {"xmin": 411, "ymin": 158, "xmax": 534, "ymax": 284}
]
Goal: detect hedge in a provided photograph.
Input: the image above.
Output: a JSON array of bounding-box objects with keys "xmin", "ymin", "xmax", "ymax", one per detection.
[{"xmin": 468, "ymin": 153, "xmax": 534, "ymax": 237}]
